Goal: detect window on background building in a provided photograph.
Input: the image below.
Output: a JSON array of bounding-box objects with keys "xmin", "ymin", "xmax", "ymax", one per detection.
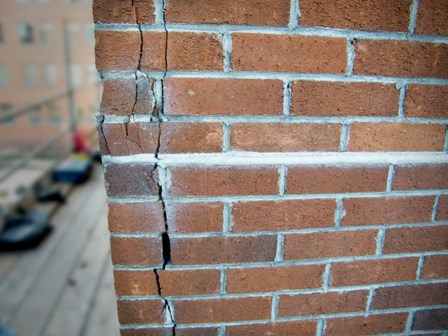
[
  {"xmin": 44, "ymin": 64, "xmax": 57, "ymax": 85},
  {"xmin": 87, "ymin": 64, "xmax": 99, "ymax": 83},
  {"xmin": 39, "ymin": 23, "xmax": 52, "ymax": 45},
  {"xmin": 0, "ymin": 104, "xmax": 14, "ymax": 124},
  {"xmin": 0, "ymin": 24, "xmax": 4, "ymax": 43},
  {"xmin": 0, "ymin": 64, "xmax": 9, "ymax": 85},
  {"xmin": 76, "ymin": 107, "xmax": 84, "ymax": 122},
  {"xmin": 67, "ymin": 24, "xmax": 80, "ymax": 43},
  {"xmin": 29, "ymin": 106, "xmax": 42, "ymax": 124},
  {"xmin": 19, "ymin": 23, "xmax": 33, "ymax": 44},
  {"xmin": 24, "ymin": 64, "xmax": 38, "ymax": 86},
  {"xmin": 70, "ymin": 64, "xmax": 82, "ymax": 87},
  {"xmin": 84, "ymin": 24, "xmax": 95, "ymax": 45},
  {"xmin": 47, "ymin": 104, "xmax": 61, "ymax": 124}
]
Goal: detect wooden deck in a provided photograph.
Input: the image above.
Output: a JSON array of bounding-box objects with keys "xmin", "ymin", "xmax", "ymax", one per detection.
[{"xmin": 0, "ymin": 165, "xmax": 120, "ymax": 336}]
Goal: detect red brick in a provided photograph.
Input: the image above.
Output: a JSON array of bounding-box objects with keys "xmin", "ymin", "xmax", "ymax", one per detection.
[
  {"xmin": 168, "ymin": 166, "xmax": 279, "ymax": 197},
  {"xmin": 226, "ymin": 265, "xmax": 325, "ymax": 293},
  {"xmin": 104, "ymin": 163, "xmax": 159, "ymax": 197},
  {"xmin": 174, "ymin": 297, "xmax": 271, "ymax": 324},
  {"xmin": 114, "ymin": 269, "xmax": 221, "ymax": 296},
  {"xmin": 232, "ymin": 200, "xmax": 335, "ymax": 232},
  {"xmin": 108, "ymin": 201, "xmax": 164, "ymax": 233},
  {"xmin": 95, "ymin": 31, "xmax": 140, "ymax": 71},
  {"xmin": 165, "ymin": 202, "xmax": 223, "ymax": 233},
  {"xmin": 232, "ymin": 34, "xmax": 346, "ymax": 73},
  {"xmin": 284, "ymin": 230, "xmax": 377, "ymax": 260},
  {"xmin": 140, "ymin": 32, "xmax": 167, "ymax": 71},
  {"xmin": 331, "ymin": 258, "xmax": 419, "ymax": 286},
  {"xmin": 99, "ymin": 122, "xmax": 160, "ymax": 156},
  {"xmin": 416, "ymin": 0, "xmax": 448, "ymax": 36},
  {"xmin": 383, "ymin": 226, "xmax": 448, "ymax": 254},
  {"xmin": 117, "ymin": 299, "xmax": 165, "ymax": 325},
  {"xmin": 278, "ymin": 291, "xmax": 368, "ymax": 317},
  {"xmin": 348, "ymin": 123, "xmax": 445, "ymax": 151},
  {"xmin": 231, "ymin": 123, "xmax": 341, "ymax": 152},
  {"xmin": 286, "ymin": 165, "xmax": 388, "ymax": 194},
  {"xmin": 326, "ymin": 313, "xmax": 408, "ymax": 336},
  {"xmin": 342, "ymin": 196, "xmax": 435, "ymax": 226},
  {"xmin": 110, "ymin": 237, "xmax": 162, "ymax": 266},
  {"xmin": 353, "ymin": 40, "xmax": 448, "ymax": 78},
  {"xmin": 164, "ymin": 78, "xmax": 284, "ymax": 116},
  {"xmin": 437, "ymin": 195, "xmax": 448, "ymax": 220},
  {"xmin": 167, "ymin": 32, "xmax": 223, "ymax": 71},
  {"xmin": 405, "ymin": 85, "xmax": 448, "ymax": 118},
  {"xmin": 291, "ymin": 81, "xmax": 399, "ymax": 117},
  {"xmin": 300, "ymin": 0, "xmax": 411, "ymax": 31},
  {"xmin": 421, "ymin": 255, "xmax": 448, "ymax": 279},
  {"xmin": 372, "ymin": 283, "xmax": 448, "ymax": 309},
  {"xmin": 227, "ymin": 321, "xmax": 317, "ymax": 336},
  {"xmin": 393, "ymin": 164, "xmax": 448, "ymax": 190},
  {"xmin": 93, "ymin": 0, "xmax": 154, "ymax": 24},
  {"xmin": 412, "ymin": 308, "xmax": 448, "ymax": 330},
  {"xmin": 100, "ymin": 77, "xmax": 157, "ymax": 116},
  {"xmin": 122, "ymin": 328, "xmax": 220, "ymax": 336},
  {"xmin": 160, "ymin": 122, "xmax": 223, "ymax": 153},
  {"xmin": 171, "ymin": 236, "xmax": 276, "ymax": 265},
  {"xmin": 165, "ymin": 0, "xmax": 290, "ymax": 26}
]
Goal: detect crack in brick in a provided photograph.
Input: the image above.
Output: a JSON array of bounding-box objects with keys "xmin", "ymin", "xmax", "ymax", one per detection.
[
  {"xmin": 140, "ymin": 0, "xmax": 175, "ymax": 333},
  {"xmin": 96, "ymin": 114, "xmax": 111, "ymax": 155}
]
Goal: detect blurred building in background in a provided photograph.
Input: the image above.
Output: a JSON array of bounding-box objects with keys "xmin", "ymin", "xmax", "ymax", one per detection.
[{"xmin": 0, "ymin": 0, "xmax": 100, "ymax": 155}]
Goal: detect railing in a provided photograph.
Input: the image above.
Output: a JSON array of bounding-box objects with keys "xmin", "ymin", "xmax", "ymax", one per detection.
[{"xmin": 0, "ymin": 82, "xmax": 101, "ymax": 182}]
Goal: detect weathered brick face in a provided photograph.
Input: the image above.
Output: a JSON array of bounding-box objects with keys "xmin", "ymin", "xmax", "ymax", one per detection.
[{"xmin": 94, "ymin": 0, "xmax": 448, "ymax": 335}]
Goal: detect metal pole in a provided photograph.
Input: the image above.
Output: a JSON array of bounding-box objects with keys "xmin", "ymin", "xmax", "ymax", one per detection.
[{"xmin": 62, "ymin": 21, "xmax": 76, "ymax": 133}]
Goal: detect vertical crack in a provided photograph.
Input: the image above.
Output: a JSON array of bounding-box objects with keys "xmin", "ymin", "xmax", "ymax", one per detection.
[{"xmin": 130, "ymin": 0, "xmax": 175, "ymax": 334}]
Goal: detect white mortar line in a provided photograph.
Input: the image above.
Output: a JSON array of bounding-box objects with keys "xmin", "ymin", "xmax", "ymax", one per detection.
[
  {"xmin": 408, "ymin": 0, "xmax": 420, "ymax": 33},
  {"xmin": 386, "ymin": 164, "xmax": 395, "ymax": 192},
  {"xmin": 322, "ymin": 263, "xmax": 332, "ymax": 291},
  {"xmin": 316, "ymin": 318, "xmax": 325, "ymax": 336},
  {"xmin": 289, "ymin": 0, "xmax": 299, "ymax": 28},
  {"xmin": 397, "ymin": 83, "xmax": 408, "ymax": 118},
  {"xmin": 283, "ymin": 80, "xmax": 292, "ymax": 116},
  {"xmin": 339, "ymin": 124, "xmax": 350, "ymax": 152},
  {"xmin": 432, "ymin": 194, "xmax": 442, "ymax": 222},
  {"xmin": 346, "ymin": 39, "xmax": 355, "ymax": 76},
  {"xmin": 405, "ymin": 309, "xmax": 416, "ymax": 333},
  {"xmin": 444, "ymin": 126, "xmax": 448, "ymax": 153},
  {"xmin": 275, "ymin": 234, "xmax": 285, "ymax": 262},
  {"xmin": 103, "ymin": 152, "xmax": 448, "ymax": 166},
  {"xmin": 223, "ymin": 32, "xmax": 233, "ymax": 72},
  {"xmin": 375, "ymin": 229, "xmax": 386, "ymax": 256},
  {"xmin": 416, "ymin": 255, "xmax": 425, "ymax": 280},
  {"xmin": 279, "ymin": 165, "xmax": 287, "ymax": 196},
  {"xmin": 101, "ymin": 114, "xmax": 448, "ymax": 125},
  {"xmin": 223, "ymin": 203, "xmax": 232, "ymax": 233},
  {"xmin": 220, "ymin": 268, "xmax": 227, "ymax": 294},
  {"xmin": 222, "ymin": 123, "xmax": 231, "ymax": 152},
  {"xmin": 100, "ymin": 69, "xmax": 448, "ymax": 84},
  {"xmin": 365, "ymin": 288, "xmax": 375, "ymax": 312},
  {"xmin": 334, "ymin": 199, "xmax": 344, "ymax": 227},
  {"xmin": 271, "ymin": 294, "xmax": 279, "ymax": 321}
]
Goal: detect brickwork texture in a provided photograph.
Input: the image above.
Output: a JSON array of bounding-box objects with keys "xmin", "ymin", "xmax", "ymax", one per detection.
[{"xmin": 93, "ymin": 0, "xmax": 448, "ymax": 335}]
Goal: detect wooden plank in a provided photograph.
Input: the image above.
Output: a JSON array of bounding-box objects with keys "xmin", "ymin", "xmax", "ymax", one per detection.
[
  {"xmin": 83, "ymin": 259, "xmax": 120, "ymax": 336},
  {"xmin": 43, "ymin": 210, "xmax": 111, "ymax": 336},
  {"xmin": 8, "ymin": 187, "xmax": 107, "ymax": 336},
  {"xmin": 0, "ymin": 169, "xmax": 104, "ymax": 325},
  {"xmin": 0, "ymin": 253, "xmax": 21, "ymax": 282},
  {"xmin": 0, "ymin": 172, "xmax": 102, "ymax": 325}
]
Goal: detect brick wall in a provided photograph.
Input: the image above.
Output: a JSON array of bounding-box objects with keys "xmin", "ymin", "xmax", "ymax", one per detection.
[{"xmin": 93, "ymin": 0, "xmax": 448, "ymax": 335}]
